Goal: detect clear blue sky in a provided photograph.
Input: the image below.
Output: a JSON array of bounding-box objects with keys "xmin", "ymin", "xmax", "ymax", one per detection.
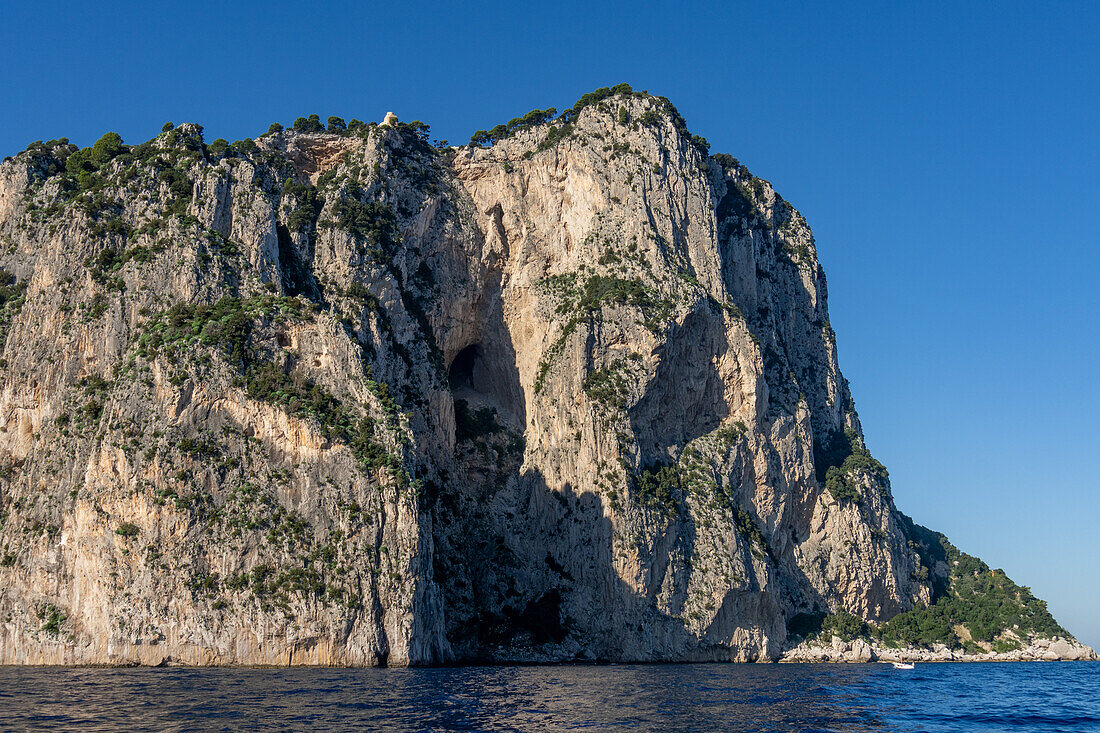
[{"xmin": 3, "ymin": 1, "xmax": 1097, "ymax": 648}]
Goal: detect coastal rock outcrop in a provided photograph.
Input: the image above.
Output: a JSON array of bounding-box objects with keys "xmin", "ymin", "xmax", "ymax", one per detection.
[{"xmin": 0, "ymin": 89, "xmax": 1089, "ymax": 664}]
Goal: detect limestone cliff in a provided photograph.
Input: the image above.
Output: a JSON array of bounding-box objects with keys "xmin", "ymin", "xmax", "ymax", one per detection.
[{"xmin": 0, "ymin": 87, "xmax": 1090, "ymax": 665}]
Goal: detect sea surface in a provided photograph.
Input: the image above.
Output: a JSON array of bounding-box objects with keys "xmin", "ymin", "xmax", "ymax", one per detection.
[{"xmin": 0, "ymin": 661, "xmax": 1096, "ymax": 732}]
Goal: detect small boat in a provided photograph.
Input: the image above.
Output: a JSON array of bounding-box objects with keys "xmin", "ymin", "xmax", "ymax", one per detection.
[{"xmin": 892, "ymin": 662, "xmax": 915, "ymax": 669}]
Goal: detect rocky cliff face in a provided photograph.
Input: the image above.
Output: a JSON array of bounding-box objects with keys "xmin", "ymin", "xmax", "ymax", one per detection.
[{"xmin": 0, "ymin": 88, "xmax": 1090, "ymax": 665}]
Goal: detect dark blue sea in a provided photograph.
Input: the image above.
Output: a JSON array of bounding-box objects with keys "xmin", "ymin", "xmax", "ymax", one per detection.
[{"xmin": 0, "ymin": 662, "xmax": 1096, "ymax": 731}]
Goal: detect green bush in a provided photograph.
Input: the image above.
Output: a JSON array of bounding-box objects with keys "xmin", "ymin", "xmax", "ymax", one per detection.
[
  {"xmin": 115, "ymin": 522, "xmax": 140, "ymax": 538},
  {"xmin": 137, "ymin": 295, "xmax": 311, "ymax": 367},
  {"xmin": 82, "ymin": 399, "xmax": 103, "ymax": 423},
  {"xmin": 85, "ymin": 244, "xmax": 165, "ymax": 287},
  {"xmin": 283, "ymin": 179, "xmax": 323, "ymax": 232},
  {"xmin": 453, "ymin": 399, "xmax": 502, "ymax": 442},
  {"xmin": 64, "ymin": 132, "xmax": 128, "ymax": 191},
  {"xmin": 158, "ymin": 165, "xmax": 194, "ymax": 217},
  {"xmin": 293, "ymin": 114, "xmax": 324, "ymax": 133},
  {"xmin": 327, "ymin": 116, "xmax": 347, "ymax": 133},
  {"xmin": 825, "ymin": 466, "xmax": 860, "ymax": 503},
  {"xmin": 877, "ymin": 529, "xmax": 1069, "ymax": 649},
  {"xmin": 468, "ymin": 107, "xmax": 557, "ymax": 147},
  {"xmin": 335, "ymin": 195, "xmax": 398, "ymax": 254},
  {"xmin": 734, "ymin": 507, "xmax": 774, "ymax": 560},
  {"xmin": 536, "ymin": 123, "xmax": 574, "ymax": 152},
  {"xmin": 534, "ymin": 274, "xmax": 673, "ymax": 392},
  {"xmin": 38, "ymin": 604, "xmax": 66, "ymax": 636},
  {"xmin": 141, "ymin": 294, "xmax": 395, "ymax": 474},
  {"xmin": 558, "ymin": 83, "xmax": 634, "ymax": 123},
  {"xmin": 818, "ymin": 428, "xmax": 888, "ymax": 503},
  {"xmin": 178, "ymin": 434, "xmax": 220, "ymax": 458},
  {"xmin": 583, "ymin": 360, "xmax": 631, "ymax": 408},
  {"xmin": 268, "ymin": 122, "xmax": 283, "ymax": 134},
  {"xmin": 344, "ymin": 282, "xmax": 377, "ymax": 305},
  {"xmin": 0, "ymin": 269, "xmax": 28, "ymax": 342},
  {"xmin": 712, "ymin": 153, "xmax": 753, "ymax": 179},
  {"xmin": 821, "ymin": 610, "xmax": 870, "ymax": 640},
  {"xmin": 245, "ymin": 362, "xmax": 394, "ymax": 472},
  {"xmin": 786, "ymin": 610, "xmax": 869, "ymax": 642},
  {"xmin": 631, "ymin": 462, "xmax": 681, "ymax": 515}
]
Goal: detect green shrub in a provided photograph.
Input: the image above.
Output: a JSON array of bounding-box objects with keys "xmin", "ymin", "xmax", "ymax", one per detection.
[
  {"xmin": 583, "ymin": 360, "xmax": 632, "ymax": 408},
  {"xmin": 818, "ymin": 427, "xmax": 888, "ymax": 503},
  {"xmin": 534, "ymin": 274, "xmax": 673, "ymax": 392},
  {"xmin": 283, "ymin": 179, "xmax": 323, "ymax": 232},
  {"xmin": 178, "ymin": 434, "xmax": 220, "ymax": 458},
  {"xmin": 162, "ymin": 122, "xmax": 174, "ymax": 132},
  {"xmin": 268, "ymin": 122, "xmax": 283, "ymax": 134},
  {"xmin": 468, "ymin": 108, "xmax": 557, "ymax": 147},
  {"xmin": 784, "ymin": 610, "xmax": 869, "ymax": 642},
  {"xmin": 453, "ymin": 399, "xmax": 502, "ymax": 442},
  {"xmin": 115, "ymin": 522, "xmax": 140, "ymax": 538},
  {"xmin": 734, "ymin": 507, "xmax": 774, "ymax": 560},
  {"xmin": 631, "ymin": 462, "xmax": 680, "ymax": 515},
  {"xmin": 158, "ymin": 165, "xmax": 194, "ymax": 216},
  {"xmin": 90, "ymin": 132, "xmax": 125, "ymax": 164},
  {"xmin": 877, "ymin": 528, "xmax": 1069, "ymax": 649},
  {"xmin": 38, "ymin": 604, "xmax": 66, "ymax": 636},
  {"xmin": 327, "ymin": 116, "xmax": 347, "ymax": 133},
  {"xmin": 293, "ymin": 114, "xmax": 324, "ymax": 133},
  {"xmin": 82, "ymin": 399, "xmax": 103, "ymax": 423},
  {"xmin": 64, "ymin": 132, "xmax": 128, "ymax": 191},
  {"xmin": 208, "ymin": 138, "xmax": 229, "ymax": 156},
  {"xmin": 87, "ymin": 294, "xmax": 109, "ymax": 319},
  {"xmin": 335, "ymin": 195, "xmax": 398, "ymax": 254},
  {"xmin": 245, "ymin": 362, "xmax": 394, "ymax": 472},
  {"xmin": 558, "ymin": 83, "xmax": 634, "ymax": 123},
  {"xmin": 825, "ymin": 466, "xmax": 860, "ymax": 503},
  {"xmin": 820, "ymin": 610, "xmax": 870, "ymax": 641},
  {"xmin": 137, "ymin": 295, "xmax": 311, "ymax": 366},
  {"xmin": 345, "ymin": 282, "xmax": 377, "ymax": 306},
  {"xmin": 537, "ymin": 123, "xmax": 574, "ymax": 152},
  {"xmin": 0, "ymin": 269, "xmax": 28, "ymax": 343}
]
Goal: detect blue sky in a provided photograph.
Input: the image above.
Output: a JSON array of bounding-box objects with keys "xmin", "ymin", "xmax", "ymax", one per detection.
[{"xmin": 3, "ymin": 1, "xmax": 1098, "ymax": 648}]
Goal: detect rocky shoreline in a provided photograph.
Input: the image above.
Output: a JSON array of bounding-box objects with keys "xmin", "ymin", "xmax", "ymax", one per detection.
[{"xmin": 780, "ymin": 636, "xmax": 1097, "ymax": 663}]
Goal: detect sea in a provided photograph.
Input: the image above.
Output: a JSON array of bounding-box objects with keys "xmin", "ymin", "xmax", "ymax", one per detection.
[{"xmin": 0, "ymin": 662, "xmax": 1096, "ymax": 731}]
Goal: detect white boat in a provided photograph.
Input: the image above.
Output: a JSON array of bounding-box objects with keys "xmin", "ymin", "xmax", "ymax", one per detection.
[{"xmin": 892, "ymin": 662, "xmax": 915, "ymax": 669}]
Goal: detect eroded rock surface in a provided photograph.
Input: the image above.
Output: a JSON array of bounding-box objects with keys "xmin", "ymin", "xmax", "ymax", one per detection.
[{"xmin": 0, "ymin": 92, "xmax": 1089, "ymax": 664}]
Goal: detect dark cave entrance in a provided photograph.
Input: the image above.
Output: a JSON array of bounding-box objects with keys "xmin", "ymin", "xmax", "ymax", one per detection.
[
  {"xmin": 446, "ymin": 340, "xmax": 526, "ymax": 433},
  {"xmin": 448, "ymin": 343, "xmax": 481, "ymax": 392}
]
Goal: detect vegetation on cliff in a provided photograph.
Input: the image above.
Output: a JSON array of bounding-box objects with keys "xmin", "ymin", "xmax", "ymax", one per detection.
[{"xmin": 0, "ymin": 84, "xmax": 1084, "ymax": 665}]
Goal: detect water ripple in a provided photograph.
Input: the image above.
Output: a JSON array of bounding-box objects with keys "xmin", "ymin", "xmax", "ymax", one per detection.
[{"xmin": 0, "ymin": 662, "xmax": 1096, "ymax": 732}]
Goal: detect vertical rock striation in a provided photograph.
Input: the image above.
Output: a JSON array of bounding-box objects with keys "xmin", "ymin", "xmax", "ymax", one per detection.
[{"xmin": 0, "ymin": 91, "xmax": 1089, "ymax": 664}]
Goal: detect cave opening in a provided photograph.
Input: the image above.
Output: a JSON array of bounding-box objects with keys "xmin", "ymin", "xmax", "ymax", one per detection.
[
  {"xmin": 446, "ymin": 341, "xmax": 525, "ymax": 432},
  {"xmin": 448, "ymin": 343, "xmax": 481, "ymax": 392}
]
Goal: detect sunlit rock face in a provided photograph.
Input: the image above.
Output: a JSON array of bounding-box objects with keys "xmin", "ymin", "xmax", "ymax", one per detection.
[{"xmin": 0, "ymin": 91, "xmax": 1087, "ymax": 666}]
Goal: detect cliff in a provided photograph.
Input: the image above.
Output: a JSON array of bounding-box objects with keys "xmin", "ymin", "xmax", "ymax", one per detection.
[{"xmin": 0, "ymin": 87, "xmax": 1091, "ymax": 665}]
